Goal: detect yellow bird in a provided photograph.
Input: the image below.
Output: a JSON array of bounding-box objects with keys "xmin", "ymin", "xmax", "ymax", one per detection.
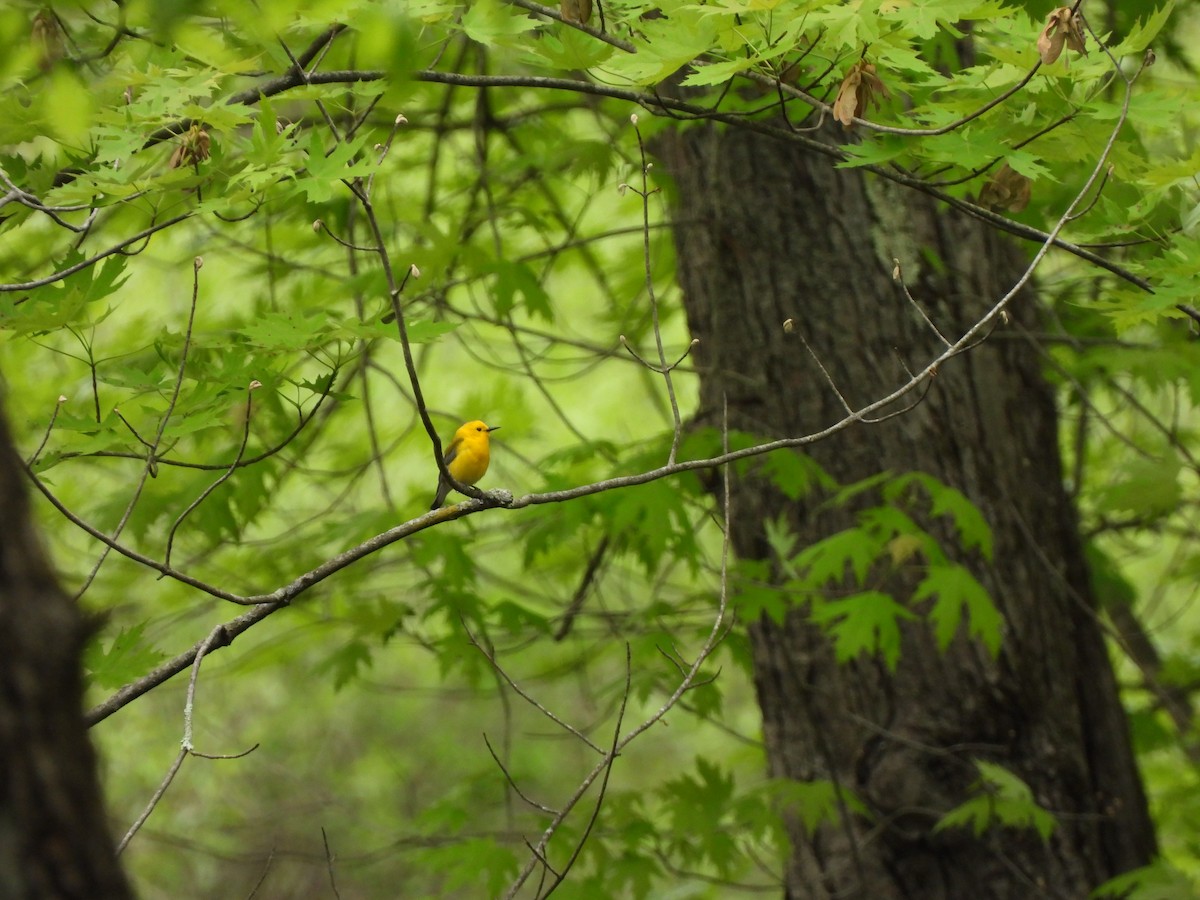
[{"xmin": 430, "ymin": 420, "xmax": 500, "ymax": 510}]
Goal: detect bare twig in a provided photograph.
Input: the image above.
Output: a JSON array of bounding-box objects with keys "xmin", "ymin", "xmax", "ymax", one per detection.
[
  {"xmin": 540, "ymin": 645, "xmax": 633, "ymax": 898},
  {"xmin": 796, "ymin": 329, "xmax": 854, "ymax": 415},
  {"xmin": 164, "ymin": 380, "xmax": 262, "ymax": 569},
  {"xmin": 626, "ymin": 116, "xmax": 685, "ymax": 463},
  {"xmin": 466, "ymin": 624, "xmax": 605, "ymax": 754},
  {"xmin": 25, "ymin": 394, "xmax": 66, "ymax": 467},
  {"xmin": 244, "ymin": 848, "xmax": 277, "ymax": 899},
  {"xmin": 483, "ymin": 733, "xmax": 560, "ymax": 815},
  {"xmin": 322, "ymin": 828, "xmax": 343, "ymax": 900},
  {"xmin": 505, "ymin": 395, "xmax": 735, "ymax": 898},
  {"xmin": 892, "ymin": 258, "xmax": 953, "ymax": 349},
  {"xmin": 115, "ymin": 747, "xmax": 186, "ymax": 856},
  {"xmin": 74, "ymin": 257, "xmax": 204, "ymax": 599},
  {"xmin": 116, "ymin": 624, "xmax": 247, "ymax": 855},
  {"xmin": 0, "ymin": 213, "xmax": 193, "ymax": 293},
  {"xmin": 553, "ymin": 536, "xmax": 610, "ymax": 641}
]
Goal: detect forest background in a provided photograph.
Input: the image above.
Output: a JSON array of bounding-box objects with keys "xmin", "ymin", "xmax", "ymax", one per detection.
[{"xmin": 0, "ymin": 0, "xmax": 1198, "ymax": 897}]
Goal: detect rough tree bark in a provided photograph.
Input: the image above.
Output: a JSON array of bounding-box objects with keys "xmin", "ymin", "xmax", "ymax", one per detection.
[
  {"xmin": 658, "ymin": 125, "xmax": 1156, "ymax": 898},
  {"xmin": 0, "ymin": 401, "xmax": 131, "ymax": 899}
]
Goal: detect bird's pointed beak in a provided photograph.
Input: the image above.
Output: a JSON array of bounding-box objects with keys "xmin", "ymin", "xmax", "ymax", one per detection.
[{"xmin": 487, "ymin": 425, "xmax": 501, "ymax": 432}]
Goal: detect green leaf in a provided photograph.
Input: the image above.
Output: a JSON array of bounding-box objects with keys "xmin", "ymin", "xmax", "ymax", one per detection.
[
  {"xmin": 603, "ymin": 11, "xmax": 719, "ymax": 86},
  {"xmin": 659, "ymin": 758, "xmax": 741, "ymax": 874},
  {"xmin": 43, "ymin": 68, "xmax": 96, "ymax": 145},
  {"xmin": 524, "ymin": 26, "xmax": 615, "ymax": 71},
  {"xmin": 1085, "ymin": 542, "xmax": 1137, "ymax": 610},
  {"xmin": 1110, "ymin": 2, "xmax": 1176, "ymax": 56},
  {"xmin": 761, "ymin": 450, "xmax": 834, "ymax": 500},
  {"xmin": 237, "ymin": 310, "xmax": 331, "ymax": 350},
  {"xmin": 298, "ymin": 130, "xmax": 376, "ymax": 202},
  {"xmin": 661, "ymin": 757, "xmax": 735, "ymax": 826},
  {"xmin": 484, "ymin": 259, "xmax": 553, "ymax": 321},
  {"xmin": 84, "ymin": 622, "xmax": 167, "ymax": 690},
  {"xmin": 829, "ymin": 470, "xmax": 893, "ymax": 507},
  {"xmin": 914, "ymin": 564, "xmax": 1003, "ymax": 655},
  {"xmin": 795, "ymin": 527, "xmax": 885, "ymax": 587},
  {"xmin": 314, "ymin": 639, "xmax": 374, "ymax": 691},
  {"xmin": 1093, "ymin": 860, "xmax": 1200, "ymax": 900},
  {"xmin": 1095, "ymin": 456, "xmax": 1182, "ymax": 518},
  {"xmin": 332, "ymin": 316, "xmax": 458, "ymax": 344},
  {"xmin": 417, "ymin": 836, "xmax": 519, "ymax": 895},
  {"xmin": 764, "ymin": 778, "xmax": 870, "ymax": 834},
  {"xmin": 809, "ymin": 590, "xmax": 916, "ymax": 670},
  {"xmin": 492, "ymin": 597, "xmax": 552, "ymax": 634},
  {"xmin": 733, "ymin": 559, "xmax": 791, "ymax": 622},
  {"xmin": 0, "ymin": 252, "xmax": 129, "ymax": 333},
  {"xmin": 605, "ymin": 477, "xmax": 699, "ymax": 575},
  {"xmin": 763, "ymin": 516, "xmax": 798, "ymax": 565},
  {"xmin": 887, "ymin": 472, "xmax": 993, "ymax": 559},
  {"xmin": 462, "ymin": 0, "xmax": 541, "ymax": 46},
  {"xmin": 679, "ymin": 57, "xmax": 757, "ymax": 87},
  {"xmin": 935, "ymin": 761, "xmax": 1057, "ymax": 842}
]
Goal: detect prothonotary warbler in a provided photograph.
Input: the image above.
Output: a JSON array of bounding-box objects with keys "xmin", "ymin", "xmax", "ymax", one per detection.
[{"xmin": 430, "ymin": 420, "xmax": 500, "ymax": 509}]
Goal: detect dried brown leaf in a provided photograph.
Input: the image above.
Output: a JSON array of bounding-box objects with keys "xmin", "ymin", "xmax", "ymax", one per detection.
[
  {"xmin": 833, "ymin": 60, "xmax": 891, "ymax": 128},
  {"xmin": 32, "ymin": 9, "xmax": 64, "ymax": 71},
  {"xmin": 832, "ymin": 67, "xmax": 862, "ymax": 126},
  {"xmin": 978, "ymin": 163, "xmax": 1032, "ymax": 213},
  {"xmin": 1065, "ymin": 12, "xmax": 1087, "ymax": 54},
  {"xmin": 168, "ymin": 124, "xmax": 211, "ymax": 169},
  {"xmin": 1037, "ymin": 8, "xmax": 1087, "ymax": 65},
  {"xmin": 560, "ymin": 0, "xmax": 592, "ymax": 24}
]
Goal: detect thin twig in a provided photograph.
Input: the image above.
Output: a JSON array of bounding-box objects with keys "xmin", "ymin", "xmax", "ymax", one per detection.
[
  {"xmin": 796, "ymin": 329, "xmax": 854, "ymax": 415},
  {"xmin": 164, "ymin": 381, "xmax": 261, "ymax": 569},
  {"xmin": 74, "ymin": 257, "xmax": 204, "ymax": 599},
  {"xmin": 553, "ymin": 536, "xmax": 610, "ymax": 640},
  {"xmin": 466, "ymin": 622, "xmax": 605, "ymax": 754},
  {"xmin": 483, "ymin": 733, "xmax": 560, "ymax": 814},
  {"xmin": 115, "ymin": 748, "xmax": 186, "ymax": 856},
  {"xmin": 117, "ymin": 623, "xmax": 229, "ymax": 855},
  {"xmin": 540, "ymin": 645, "xmax": 633, "ymax": 898},
  {"xmin": 322, "ymin": 828, "xmax": 343, "ymax": 900},
  {"xmin": 505, "ymin": 396, "xmax": 735, "ymax": 898},
  {"xmin": 628, "ymin": 117, "xmax": 684, "ymax": 463},
  {"xmin": 25, "ymin": 394, "xmax": 66, "ymax": 467},
  {"xmin": 892, "ymin": 258, "xmax": 952, "ymax": 349},
  {"xmin": 244, "ymin": 848, "xmax": 277, "ymax": 899},
  {"xmin": 0, "ymin": 213, "xmax": 193, "ymax": 292}
]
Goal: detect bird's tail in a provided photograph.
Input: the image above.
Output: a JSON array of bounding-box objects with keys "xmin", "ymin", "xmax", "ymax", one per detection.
[{"xmin": 430, "ymin": 477, "xmax": 450, "ymax": 510}]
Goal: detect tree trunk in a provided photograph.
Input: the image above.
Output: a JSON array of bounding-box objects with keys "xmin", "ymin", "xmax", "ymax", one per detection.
[
  {"xmin": 0, "ymin": 403, "xmax": 132, "ymax": 899},
  {"xmin": 658, "ymin": 125, "xmax": 1156, "ymax": 898}
]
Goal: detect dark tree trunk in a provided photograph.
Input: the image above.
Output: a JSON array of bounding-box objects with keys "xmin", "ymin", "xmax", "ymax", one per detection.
[
  {"xmin": 0, "ymin": 403, "xmax": 132, "ymax": 899},
  {"xmin": 658, "ymin": 125, "xmax": 1155, "ymax": 898}
]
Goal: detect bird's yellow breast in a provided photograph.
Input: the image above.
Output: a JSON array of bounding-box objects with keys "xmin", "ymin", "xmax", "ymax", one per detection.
[{"xmin": 446, "ymin": 420, "xmax": 494, "ymax": 486}]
